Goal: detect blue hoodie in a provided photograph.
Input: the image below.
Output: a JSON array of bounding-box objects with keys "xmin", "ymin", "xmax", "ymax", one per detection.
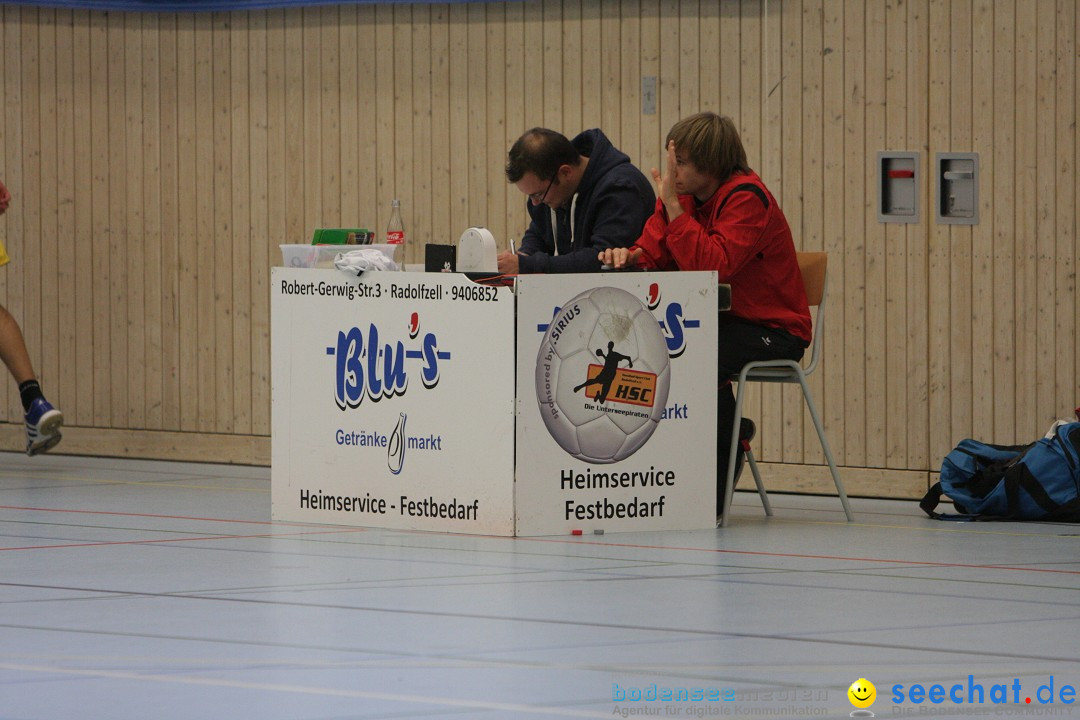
[{"xmin": 518, "ymin": 129, "xmax": 655, "ymax": 273}]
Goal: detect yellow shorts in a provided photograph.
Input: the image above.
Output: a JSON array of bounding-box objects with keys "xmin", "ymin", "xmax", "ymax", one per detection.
[{"xmin": 0, "ymin": 238, "xmax": 8, "ymax": 267}]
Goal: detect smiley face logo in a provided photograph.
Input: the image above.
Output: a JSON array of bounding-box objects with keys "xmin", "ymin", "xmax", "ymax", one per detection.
[{"xmin": 848, "ymin": 678, "xmax": 876, "ymax": 709}]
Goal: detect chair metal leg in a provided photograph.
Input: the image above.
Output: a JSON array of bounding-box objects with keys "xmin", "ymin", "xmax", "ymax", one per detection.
[
  {"xmin": 744, "ymin": 448, "xmax": 773, "ymax": 516},
  {"xmin": 720, "ymin": 372, "xmax": 772, "ymax": 526},
  {"xmin": 795, "ymin": 370, "xmax": 854, "ymax": 522}
]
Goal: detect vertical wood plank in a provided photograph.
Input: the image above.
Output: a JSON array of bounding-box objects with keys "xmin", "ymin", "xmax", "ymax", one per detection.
[
  {"xmin": 485, "ymin": 3, "xmax": 507, "ymax": 246},
  {"xmin": 142, "ymin": 12, "xmax": 164, "ymax": 430},
  {"xmin": 744, "ymin": 0, "xmax": 766, "ymax": 453},
  {"xmin": 1058, "ymin": 0, "xmax": 1076, "ymax": 415},
  {"xmin": 448, "ymin": 4, "xmax": 469, "ymax": 235},
  {"xmin": 124, "ymin": 12, "xmax": 146, "ymax": 429},
  {"xmin": 355, "ymin": 6, "xmax": 376, "ymax": 231},
  {"xmin": 1013, "ymin": 0, "xmax": 1037, "ymax": 439},
  {"xmin": 504, "ymin": 2, "xmax": 526, "ymax": 244},
  {"xmin": 639, "ymin": 0, "xmax": 659, "ymax": 167},
  {"xmin": 55, "ymin": 10, "xmax": 78, "ymax": 421},
  {"xmin": 1034, "ymin": 0, "xmax": 1056, "ymax": 430},
  {"xmin": 249, "ymin": 9, "xmax": 270, "ymax": 435},
  {"xmin": 778, "ymin": 0, "xmax": 803, "ymax": 464},
  {"xmin": 107, "ymin": 12, "xmax": 129, "ymax": 427},
  {"xmin": 842, "ymin": 0, "xmax": 866, "ymax": 466},
  {"xmin": 798, "ymin": 0, "xmax": 823, "ymax": 465},
  {"xmin": 992, "ymin": 0, "xmax": 1016, "ymax": 443},
  {"xmin": 412, "ymin": 5, "xmax": 433, "ymax": 249},
  {"xmin": 905, "ymin": 0, "xmax": 929, "ymax": 470},
  {"xmin": 679, "ymin": 0, "xmax": 699, "ymax": 115},
  {"xmin": 542, "ymin": 0, "xmax": 563, "ymax": 129},
  {"xmin": 948, "ymin": 0, "xmax": 972, "ymax": 442},
  {"xmin": 970, "ymin": 0, "xmax": 994, "ymax": 438},
  {"xmin": 429, "ymin": 6, "xmax": 450, "ymax": 240},
  {"xmin": 926, "ymin": 0, "xmax": 952, "ymax": 463},
  {"xmin": 821, "ymin": 0, "xmax": 846, "ymax": 466},
  {"xmin": 90, "ymin": 11, "xmax": 110, "ymax": 426},
  {"xmin": 619, "ymin": 0, "xmax": 642, "ymax": 170},
  {"xmin": 883, "ymin": 0, "xmax": 907, "ymax": 468},
  {"xmin": 158, "ymin": 12, "xmax": 180, "ymax": 430},
  {"xmin": 231, "ymin": 10, "xmax": 252, "ymax": 435},
  {"xmin": 466, "ymin": 3, "xmax": 485, "ymax": 230},
  {"xmin": 38, "ymin": 10, "xmax": 60, "ymax": 405},
  {"xmin": 862, "ymin": 0, "xmax": 886, "ymax": 467},
  {"xmin": 19, "ymin": 7, "xmax": 41, "ymax": 413},
  {"xmin": 562, "ymin": 0, "xmax": 582, "ymax": 133}
]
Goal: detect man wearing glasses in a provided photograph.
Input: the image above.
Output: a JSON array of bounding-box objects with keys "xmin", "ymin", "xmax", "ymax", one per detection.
[{"xmin": 499, "ymin": 128, "xmax": 654, "ymax": 274}]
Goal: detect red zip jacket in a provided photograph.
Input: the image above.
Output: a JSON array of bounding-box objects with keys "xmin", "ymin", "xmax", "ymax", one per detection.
[{"xmin": 633, "ymin": 171, "xmax": 812, "ymax": 345}]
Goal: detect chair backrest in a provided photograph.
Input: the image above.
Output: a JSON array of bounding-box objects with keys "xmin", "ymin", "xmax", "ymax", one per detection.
[{"xmin": 796, "ymin": 251, "xmax": 828, "ymax": 375}]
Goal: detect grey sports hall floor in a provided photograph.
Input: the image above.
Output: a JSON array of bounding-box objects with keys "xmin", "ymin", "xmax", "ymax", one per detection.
[{"xmin": 1, "ymin": 453, "xmax": 1078, "ymax": 720}]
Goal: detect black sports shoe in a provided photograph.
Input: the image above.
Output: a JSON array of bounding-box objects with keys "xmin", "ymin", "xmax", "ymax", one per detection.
[{"xmin": 738, "ymin": 417, "xmax": 756, "ymax": 451}]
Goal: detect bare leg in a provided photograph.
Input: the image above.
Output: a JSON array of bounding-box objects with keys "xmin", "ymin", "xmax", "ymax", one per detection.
[{"xmin": 0, "ymin": 304, "xmax": 37, "ymax": 385}]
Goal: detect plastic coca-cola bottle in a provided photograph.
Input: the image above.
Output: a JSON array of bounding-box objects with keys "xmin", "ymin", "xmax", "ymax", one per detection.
[{"xmin": 386, "ymin": 199, "xmax": 406, "ymax": 270}]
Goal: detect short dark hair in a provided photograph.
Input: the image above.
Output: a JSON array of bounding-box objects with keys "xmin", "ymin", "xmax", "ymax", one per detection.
[
  {"xmin": 505, "ymin": 128, "xmax": 581, "ymax": 183},
  {"xmin": 666, "ymin": 113, "xmax": 749, "ymax": 183}
]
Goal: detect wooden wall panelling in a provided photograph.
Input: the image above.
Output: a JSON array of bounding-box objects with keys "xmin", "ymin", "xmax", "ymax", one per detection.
[
  {"xmin": 883, "ymin": 0, "xmax": 906, "ymax": 469},
  {"xmin": 39, "ymin": 11, "xmax": 61, "ymax": 424},
  {"xmin": 619, "ymin": 0, "xmax": 642, "ymax": 174},
  {"xmin": 562, "ymin": 0, "xmax": 582, "ymax": 136},
  {"xmin": 638, "ymin": 0, "xmax": 659, "ymax": 171},
  {"xmin": 395, "ymin": 4, "xmax": 416, "ymax": 257},
  {"xmin": 355, "ymin": 6, "xmax": 376, "ymax": 238},
  {"xmin": 1058, "ymin": 0, "xmax": 1077, "ymax": 420},
  {"xmin": 56, "ymin": 10, "xmax": 78, "ymax": 428},
  {"xmin": 504, "ymin": 2, "xmax": 525, "ymax": 247},
  {"xmin": 800, "ymin": 0, "xmax": 824, "ymax": 466},
  {"xmin": 72, "ymin": 12, "xmax": 93, "ymax": 428},
  {"xmin": 411, "ymin": 5, "xmax": 432, "ymax": 252},
  {"xmin": 249, "ymin": 9, "xmax": 270, "ymax": 436},
  {"xmin": 698, "ymin": 1, "xmax": 718, "ymax": 116},
  {"xmin": 22, "ymin": 9, "xmax": 42, "ymax": 427},
  {"xmin": 743, "ymin": 0, "xmax": 765, "ymax": 459},
  {"xmin": 142, "ymin": 12, "xmax": 164, "ymax": 431},
  {"xmin": 1013, "ymin": 1, "xmax": 1037, "ymax": 441},
  {"xmin": 430, "ymin": 6, "xmax": 451, "ymax": 244},
  {"xmin": 194, "ymin": 12, "xmax": 216, "ymax": 431},
  {"xmin": 947, "ymin": 0, "xmax": 972, "ymax": 444},
  {"xmin": 600, "ymin": 1, "xmax": 621, "ymax": 148},
  {"xmin": 926, "ymin": 0, "xmax": 951, "ymax": 465},
  {"xmin": 231, "ymin": 10, "xmax": 252, "ymax": 436},
  {"xmin": 541, "ymin": 0, "xmax": 561, "ymax": 131},
  {"xmin": 448, "ymin": 4, "xmax": 469, "ymax": 237},
  {"xmin": 678, "ymin": 0, "xmax": 699, "ymax": 118},
  {"xmin": 777, "ymin": 0, "xmax": 802, "ymax": 464},
  {"xmin": 821, "ymin": 0, "xmax": 845, "ymax": 469},
  {"xmin": 1035, "ymin": 0, "xmax": 1057, "ymax": 433},
  {"xmin": 486, "ymin": 3, "xmax": 508, "ymax": 248},
  {"xmin": 970, "ymin": 0, "xmax": 995, "ymax": 439},
  {"xmin": 992, "ymin": 0, "xmax": 1016, "ymax": 444},
  {"xmin": 657, "ymin": 1, "xmax": 679, "ymax": 152},
  {"xmin": 862, "ymin": 0, "xmax": 886, "ymax": 468},
  {"xmin": 108, "ymin": 12, "xmax": 129, "ymax": 428},
  {"xmin": 213, "ymin": 11, "xmax": 235, "ymax": 435},
  {"xmin": 89, "ymin": 11, "xmax": 110, "ymax": 426},
  {"xmin": 125, "ymin": 12, "xmax": 146, "ymax": 430},
  {"xmin": 841, "ymin": 0, "xmax": 865, "ymax": 467},
  {"xmin": 466, "ymin": 3, "xmax": 486, "ymax": 237},
  {"xmin": 905, "ymin": 0, "xmax": 929, "ymax": 471}
]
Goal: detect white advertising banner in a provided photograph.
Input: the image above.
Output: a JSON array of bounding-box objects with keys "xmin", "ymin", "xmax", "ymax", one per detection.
[
  {"xmin": 515, "ymin": 272, "xmax": 718, "ymax": 536},
  {"xmin": 271, "ymin": 268, "xmax": 516, "ymax": 535}
]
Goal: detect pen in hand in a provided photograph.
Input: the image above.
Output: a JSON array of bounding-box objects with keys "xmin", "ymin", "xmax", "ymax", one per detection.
[{"xmin": 509, "ymin": 237, "xmax": 516, "ymax": 255}]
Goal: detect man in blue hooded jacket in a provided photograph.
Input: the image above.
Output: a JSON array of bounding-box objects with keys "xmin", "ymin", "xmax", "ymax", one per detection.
[{"xmin": 498, "ymin": 128, "xmax": 655, "ymax": 274}]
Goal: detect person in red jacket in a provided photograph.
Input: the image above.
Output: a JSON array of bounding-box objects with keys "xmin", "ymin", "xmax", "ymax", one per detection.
[{"xmin": 599, "ymin": 112, "xmax": 811, "ymax": 515}]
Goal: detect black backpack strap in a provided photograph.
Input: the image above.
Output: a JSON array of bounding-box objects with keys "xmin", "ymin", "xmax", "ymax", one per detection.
[
  {"xmin": 920, "ymin": 481, "xmax": 976, "ymax": 521},
  {"xmin": 715, "ymin": 183, "xmax": 770, "ymax": 215}
]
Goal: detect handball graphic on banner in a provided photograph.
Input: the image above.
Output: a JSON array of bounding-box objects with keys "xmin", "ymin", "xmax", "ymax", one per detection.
[{"xmin": 535, "ymin": 286, "xmax": 671, "ymax": 464}]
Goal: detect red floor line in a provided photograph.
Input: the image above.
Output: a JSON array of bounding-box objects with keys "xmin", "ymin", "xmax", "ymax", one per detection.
[
  {"xmin": 0, "ymin": 526, "xmax": 370, "ymax": 552},
  {"xmin": 0, "ymin": 505, "xmax": 337, "ymax": 529}
]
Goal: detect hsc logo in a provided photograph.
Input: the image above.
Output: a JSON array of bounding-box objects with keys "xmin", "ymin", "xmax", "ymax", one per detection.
[{"xmin": 329, "ymin": 314, "xmax": 451, "ymax": 410}]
